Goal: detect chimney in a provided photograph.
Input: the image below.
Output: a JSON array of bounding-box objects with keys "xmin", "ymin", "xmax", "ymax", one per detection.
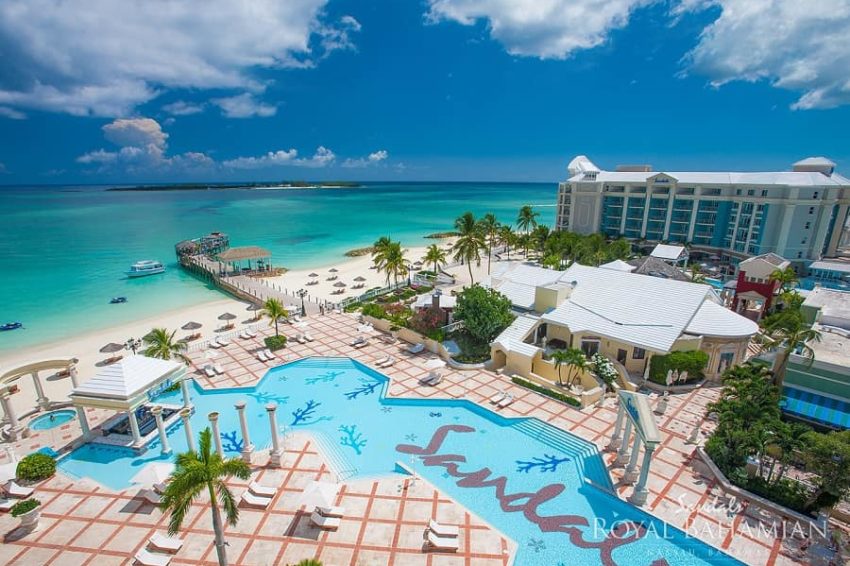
[{"xmin": 432, "ymin": 288, "xmax": 442, "ymax": 310}]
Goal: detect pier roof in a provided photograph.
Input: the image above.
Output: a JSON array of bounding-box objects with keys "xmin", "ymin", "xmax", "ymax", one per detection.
[{"xmin": 217, "ymin": 246, "xmax": 271, "ymax": 262}]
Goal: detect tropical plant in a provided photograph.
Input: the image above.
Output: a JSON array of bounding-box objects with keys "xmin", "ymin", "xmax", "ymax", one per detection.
[
  {"xmin": 550, "ymin": 348, "xmax": 587, "ymax": 387},
  {"xmin": 452, "ymin": 212, "xmax": 486, "ymax": 284},
  {"xmin": 160, "ymin": 427, "xmax": 252, "ymax": 566},
  {"xmin": 769, "ymin": 266, "xmax": 799, "ymax": 293},
  {"xmin": 261, "ymin": 298, "xmax": 288, "ymax": 337},
  {"xmin": 647, "ymin": 350, "xmax": 709, "ymax": 384},
  {"xmin": 452, "ymin": 285, "xmax": 514, "ymax": 344},
  {"xmin": 516, "ymin": 205, "xmax": 539, "ymax": 256},
  {"xmin": 422, "ymin": 244, "xmax": 447, "ymax": 275},
  {"xmin": 689, "ymin": 264, "xmax": 706, "ymax": 284},
  {"xmin": 264, "ymin": 335, "xmax": 287, "ymax": 351},
  {"xmin": 143, "ymin": 328, "xmax": 190, "ymax": 363},
  {"xmin": 531, "ymin": 224, "xmax": 551, "ymax": 256},
  {"xmin": 16, "ymin": 453, "xmax": 56, "ymax": 481},
  {"xmin": 497, "ymin": 224, "xmax": 515, "ymax": 260},
  {"xmin": 801, "ymin": 429, "xmax": 850, "ymax": 509},
  {"xmin": 10, "ymin": 498, "xmax": 40, "ymax": 518},
  {"xmin": 759, "ymin": 309, "xmax": 821, "ymax": 388},
  {"xmin": 478, "ymin": 212, "xmax": 499, "ymax": 273},
  {"xmin": 293, "ymin": 560, "xmax": 323, "ymax": 566}
]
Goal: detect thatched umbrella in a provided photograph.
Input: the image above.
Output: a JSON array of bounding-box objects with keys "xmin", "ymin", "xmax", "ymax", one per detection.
[
  {"xmin": 329, "ymin": 268, "xmax": 338, "ymax": 273},
  {"xmin": 309, "ymin": 272, "xmax": 319, "ymax": 278},
  {"xmin": 218, "ymin": 312, "xmax": 236, "ymax": 321},
  {"xmin": 334, "ymin": 281, "xmax": 347, "ymax": 288},
  {"xmin": 181, "ymin": 321, "xmax": 202, "ymax": 331},
  {"xmin": 353, "ymin": 276, "xmax": 366, "ymax": 282},
  {"xmin": 246, "ymin": 303, "xmax": 261, "ymax": 321},
  {"xmin": 99, "ymin": 342, "xmax": 124, "ymax": 354}
]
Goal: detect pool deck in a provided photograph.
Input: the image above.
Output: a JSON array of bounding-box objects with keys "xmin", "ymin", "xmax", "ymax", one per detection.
[{"xmin": 0, "ymin": 312, "xmax": 839, "ymax": 565}]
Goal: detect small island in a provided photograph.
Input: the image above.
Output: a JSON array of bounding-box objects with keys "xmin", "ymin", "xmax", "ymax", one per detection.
[
  {"xmin": 424, "ymin": 231, "xmax": 459, "ymax": 239},
  {"xmin": 344, "ymin": 246, "xmax": 375, "ymax": 257},
  {"xmin": 107, "ymin": 181, "xmax": 362, "ymax": 192}
]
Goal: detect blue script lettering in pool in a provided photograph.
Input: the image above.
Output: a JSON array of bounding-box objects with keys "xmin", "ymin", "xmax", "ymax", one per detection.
[{"xmin": 57, "ymin": 357, "xmax": 740, "ymax": 565}]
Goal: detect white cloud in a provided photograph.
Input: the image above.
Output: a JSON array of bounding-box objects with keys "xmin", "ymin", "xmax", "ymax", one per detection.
[
  {"xmin": 0, "ymin": 0, "xmax": 355, "ymax": 117},
  {"xmin": 76, "ymin": 149, "xmax": 118, "ymax": 164},
  {"xmin": 426, "ymin": 0, "xmax": 652, "ymax": 59},
  {"xmin": 212, "ymin": 94, "xmax": 277, "ymax": 118},
  {"xmin": 319, "ymin": 15, "xmax": 362, "ymax": 52},
  {"xmin": 222, "ymin": 150, "xmax": 299, "ymax": 169},
  {"xmin": 342, "ymin": 149, "xmax": 390, "ymax": 168},
  {"xmin": 369, "ymin": 150, "xmax": 388, "ymax": 162},
  {"xmin": 163, "ymin": 101, "xmax": 205, "ymax": 116},
  {"xmin": 678, "ymin": 0, "xmax": 850, "ymax": 109},
  {"xmin": 296, "ymin": 146, "xmax": 336, "ymax": 168},
  {"xmin": 0, "ymin": 106, "xmax": 26, "ymax": 119}
]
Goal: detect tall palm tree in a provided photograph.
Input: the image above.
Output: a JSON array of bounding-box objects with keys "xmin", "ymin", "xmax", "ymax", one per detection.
[
  {"xmin": 422, "ymin": 244, "xmax": 447, "ymax": 275},
  {"xmin": 516, "ymin": 205, "xmax": 539, "ymax": 256},
  {"xmin": 160, "ymin": 428, "xmax": 251, "ymax": 566},
  {"xmin": 531, "ymin": 225, "xmax": 550, "ymax": 257},
  {"xmin": 689, "ymin": 263, "xmax": 706, "ymax": 284},
  {"xmin": 551, "ymin": 348, "xmax": 587, "ymax": 387},
  {"xmin": 478, "ymin": 213, "xmax": 499, "ymax": 274},
  {"xmin": 769, "ymin": 266, "xmax": 798, "ymax": 293},
  {"xmin": 261, "ymin": 298, "xmax": 288, "ymax": 337},
  {"xmin": 497, "ymin": 225, "xmax": 514, "ymax": 260},
  {"xmin": 382, "ymin": 241, "xmax": 408, "ymax": 286},
  {"xmin": 143, "ymin": 328, "xmax": 189, "ymax": 363},
  {"xmin": 761, "ymin": 314, "xmax": 821, "ymax": 388},
  {"xmin": 371, "ymin": 236, "xmax": 394, "ymax": 284},
  {"xmin": 452, "ymin": 212, "xmax": 486, "ymax": 284}
]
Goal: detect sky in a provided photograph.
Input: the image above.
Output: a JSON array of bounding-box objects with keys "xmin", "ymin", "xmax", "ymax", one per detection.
[{"xmin": 0, "ymin": 0, "xmax": 849, "ymax": 184}]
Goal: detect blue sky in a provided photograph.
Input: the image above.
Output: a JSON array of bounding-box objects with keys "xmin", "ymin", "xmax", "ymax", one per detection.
[{"xmin": 0, "ymin": 0, "xmax": 849, "ymax": 183}]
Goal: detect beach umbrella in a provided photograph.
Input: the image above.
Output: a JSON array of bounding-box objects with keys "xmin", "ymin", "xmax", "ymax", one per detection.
[
  {"xmin": 181, "ymin": 321, "xmax": 202, "ymax": 331},
  {"xmin": 334, "ymin": 281, "xmax": 347, "ymax": 288},
  {"xmin": 100, "ymin": 342, "xmax": 124, "ymax": 354},
  {"xmin": 130, "ymin": 462, "xmax": 175, "ymax": 487},
  {"xmin": 423, "ymin": 358, "xmax": 446, "ymax": 370},
  {"xmin": 353, "ymin": 276, "xmax": 366, "ymax": 282},
  {"xmin": 218, "ymin": 312, "xmax": 237, "ymax": 321},
  {"xmin": 309, "ymin": 272, "xmax": 319, "ymax": 278},
  {"xmin": 299, "ymin": 479, "xmax": 338, "ymax": 509},
  {"xmin": 329, "ymin": 268, "xmax": 338, "ymax": 273}
]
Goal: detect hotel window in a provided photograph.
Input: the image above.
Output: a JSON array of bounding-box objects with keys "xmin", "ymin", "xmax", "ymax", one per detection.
[
  {"xmin": 747, "ymin": 189, "xmax": 755, "ymax": 196},
  {"xmin": 797, "ymin": 252, "xmax": 803, "ymax": 259},
  {"xmin": 736, "ymin": 189, "xmax": 742, "ymax": 196},
  {"xmin": 802, "ymin": 237, "xmax": 808, "ymax": 244},
  {"xmin": 805, "ymin": 222, "xmax": 811, "ymax": 229},
  {"xmin": 809, "ymin": 207, "xmax": 815, "ymax": 214},
  {"xmin": 632, "ymin": 347, "xmax": 646, "ymax": 360},
  {"xmin": 813, "ymin": 191, "xmax": 819, "ymax": 199},
  {"xmin": 762, "ymin": 189, "xmax": 768, "ymax": 197}
]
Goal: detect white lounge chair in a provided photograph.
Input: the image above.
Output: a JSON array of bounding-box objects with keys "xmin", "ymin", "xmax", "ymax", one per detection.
[
  {"xmin": 248, "ymin": 481, "xmax": 276, "ymax": 498},
  {"xmin": 497, "ymin": 394, "xmax": 514, "ymax": 408},
  {"xmin": 203, "ymin": 365, "xmax": 216, "ymax": 377},
  {"xmin": 350, "ymin": 336, "xmax": 366, "ymax": 347},
  {"xmin": 148, "ymin": 532, "xmax": 183, "ymax": 552},
  {"xmin": 353, "ymin": 339, "xmax": 369, "ymax": 349},
  {"xmin": 425, "ymin": 529, "xmax": 459, "ymax": 552},
  {"xmin": 264, "ymin": 348, "xmax": 276, "ymax": 359},
  {"xmin": 0, "ymin": 498, "xmax": 15, "ymax": 512},
  {"xmin": 419, "ymin": 371, "xmax": 441, "ymax": 386},
  {"xmin": 304, "ymin": 332, "xmax": 315, "ymax": 342},
  {"xmin": 238, "ymin": 330, "xmax": 249, "ymax": 340},
  {"xmin": 241, "ymin": 491, "xmax": 272, "ymax": 508},
  {"xmin": 309, "ymin": 510, "xmax": 341, "ymax": 530},
  {"xmin": 152, "ymin": 482, "xmax": 169, "ymax": 495},
  {"xmin": 139, "ymin": 489, "xmax": 161, "ymax": 505},
  {"xmin": 315, "ymin": 505, "xmax": 345, "ymax": 518},
  {"xmin": 489, "ymin": 391, "xmax": 507, "ymax": 404},
  {"xmin": 3, "ymin": 481, "xmax": 33, "ymax": 499},
  {"xmin": 407, "ymin": 343, "xmax": 425, "ymax": 354},
  {"xmin": 216, "ymin": 336, "xmax": 230, "ymax": 347},
  {"xmin": 208, "ymin": 340, "xmax": 221, "ymax": 349},
  {"xmin": 257, "ymin": 351, "xmax": 269, "ymax": 362},
  {"xmin": 379, "ymin": 356, "xmax": 396, "ymax": 368},
  {"xmin": 246, "ymin": 328, "xmax": 258, "ymax": 338},
  {"xmin": 428, "ymin": 518, "xmax": 459, "ymax": 538},
  {"xmin": 134, "ymin": 548, "xmax": 172, "ymax": 566},
  {"xmin": 374, "ymin": 355, "xmax": 391, "ymax": 366},
  {"xmin": 213, "ymin": 364, "xmax": 225, "ymax": 375}
]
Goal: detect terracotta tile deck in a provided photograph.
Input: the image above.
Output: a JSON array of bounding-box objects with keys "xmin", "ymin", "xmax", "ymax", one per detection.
[{"xmin": 2, "ymin": 312, "xmax": 843, "ymax": 565}]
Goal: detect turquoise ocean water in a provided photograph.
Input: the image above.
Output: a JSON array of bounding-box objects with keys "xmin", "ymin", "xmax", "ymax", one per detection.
[{"xmin": 0, "ymin": 182, "xmax": 555, "ymax": 352}]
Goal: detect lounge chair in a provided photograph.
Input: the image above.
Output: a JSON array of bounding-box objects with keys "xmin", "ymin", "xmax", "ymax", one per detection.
[
  {"xmin": 428, "ymin": 518, "xmax": 459, "ymax": 538},
  {"xmin": 489, "ymin": 391, "xmax": 507, "ymax": 404},
  {"xmin": 315, "ymin": 505, "xmax": 345, "ymax": 518},
  {"xmin": 248, "ymin": 481, "xmax": 276, "ymax": 498},
  {"xmin": 0, "ymin": 498, "xmax": 15, "ymax": 512},
  {"xmin": 353, "ymin": 339, "xmax": 369, "ymax": 349},
  {"xmin": 407, "ymin": 343, "xmax": 425, "ymax": 355},
  {"xmin": 381, "ymin": 357, "xmax": 396, "ymax": 368},
  {"xmin": 3, "ymin": 481, "xmax": 33, "ymax": 499},
  {"xmin": 374, "ymin": 355, "xmax": 391, "ymax": 366},
  {"xmin": 264, "ymin": 348, "xmax": 276, "ymax": 360},
  {"xmin": 139, "ymin": 489, "xmax": 161, "ymax": 505},
  {"xmin": 216, "ymin": 336, "xmax": 230, "ymax": 347},
  {"xmin": 381, "ymin": 334, "xmax": 397, "ymax": 344},
  {"xmin": 148, "ymin": 532, "xmax": 183, "ymax": 553},
  {"xmin": 152, "ymin": 482, "xmax": 169, "ymax": 495},
  {"xmin": 304, "ymin": 332, "xmax": 315, "ymax": 342},
  {"xmin": 350, "ymin": 336, "xmax": 365, "ymax": 347},
  {"xmin": 213, "ymin": 364, "xmax": 225, "ymax": 375},
  {"xmin": 134, "ymin": 548, "xmax": 172, "ymax": 566},
  {"xmin": 257, "ymin": 351, "xmax": 269, "ymax": 362},
  {"xmin": 203, "ymin": 365, "xmax": 216, "ymax": 377},
  {"xmin": 309, "ymin": 510, "xmax": 341, "ymax": 530},
  {"xmin": 238, "ymin": 330, "xmax": 249, "ymax": 339},
  {"xmin": 241, "ymin": 491, "xmax": 273, "ymax": 508},
  {"xmin": 246, "ymin": 328, "xmax": 258, "ymax": 338},
  {"xmin": 497, "ymin": 394, "xmax": 514, "ymax": 409},
  {"xmin": 208, "ymin": 340, "xmax": 221, "ymax": 349},
  {"xmin": 296, "ymin": 334, "xmax": 308, "ymax": 345},
  {"xmin": 425, "ymin": 529, "xmax": 459, "ymax": 552},
  {"xmin": 419, "ymin": 371, "xmax": 441, "ymax": 386}
]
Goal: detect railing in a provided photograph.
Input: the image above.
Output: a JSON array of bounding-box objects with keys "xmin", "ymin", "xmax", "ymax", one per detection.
[
  {"xmin": 440, "ymin": 320, "xmax": 464, "ymax": 334},
  {"xmin": 338, "ymin": 280, "xmax": 410, "ymax": 308}
]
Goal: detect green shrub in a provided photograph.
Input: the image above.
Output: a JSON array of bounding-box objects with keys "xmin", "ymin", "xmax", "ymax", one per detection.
[
  {"xmin": 264, "ymin": 335, "xmax": 287, "ymax": 351},
  {"xmin": 10, "ymin": 498, "xmax": 40, "ymax": 517},
  {"xmin": 16, "ymin": 453, "xmax": 56, "ymax": 481},
  {"xmin": 511, "ymin": 377, "xmax": 581, "ymax": 407},
  {"xmin": 293, "ymin": 560, "xmax": 322, "ymax": 566},
  {"xmin": 361, "ymin": 303, "xmax": 387, "ymax": 319},
  {"xmin": 648, "ymin": 350, "xmax": 709, "ymax": 384}
]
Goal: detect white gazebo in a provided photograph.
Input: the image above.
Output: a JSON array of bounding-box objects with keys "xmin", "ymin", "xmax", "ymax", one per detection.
[
  {"xmin": 69, "ymin": 355, "xmax": 189, "ymax": 449},
  {"xmin": 607, "ymin": 390, "xmax": 662, "ymax": 505}
]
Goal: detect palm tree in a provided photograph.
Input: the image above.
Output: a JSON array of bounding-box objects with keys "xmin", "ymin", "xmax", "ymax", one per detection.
[
  {"xmin": 760, "ymin": 313, "xmax": 822, "ymax": 388},
  {"xmin": 689, "ymin": 264, "xmax": 706, "ymax": 284},
  {"xmin": 516, "ymin": 205, "xmax": 539, "ymax": 256},
  {"xmin": 384, "ymin": 241, "xmax": 408, "ymax": 286},
  {"xmin": 143, "ymin": 328, "xmax": 189, "ymax": 363},
  {"xmin": 452, "ymin": 212, "xmax": 486, "ymax": 284},
  {"xmin": 160, "ymin": 428, "xmax": 251, "ymax": 566},
  {"xmin": 550, "ymin": 350, "xmax": 570, "ymax": 386},
  {"xmin": 551, "ymin": 348, "xmax": 587, "ymax": 387},
  {"xmin": 422, "ymin": 244, "xmax": 447, "ymax": 275},
  {"xmin": 371, "ymin": 236, "xmax": 394, "ymax": 284},
  {"xmin": 769, "ymin": 266, "xmax": 798, "ymax": 293},
  {"xmin": 531, "ymin": 225, "xmax": 550, "ymax": 257},
  {"xmin": 261, "ymin": 298, "xmax": 288, "ymax": 337},
  {"xmin": 478, "ymin": 213, "xmax": 499, "ymax": 274},
  {"xmin": 497, "ymin": 225, "xmax": 514, "ymax": 260}
]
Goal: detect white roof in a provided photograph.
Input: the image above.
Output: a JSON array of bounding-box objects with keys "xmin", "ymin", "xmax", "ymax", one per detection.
[
  {"xmin": 650, "ymin": 244, "xmax": 686, "ymax": 261},
  {"xmin": 809, "ymin": 261, "xmax": 850, "ymax": 274},
  {"xmin": 486, "ymin": 263, "xmax": 565, "ymax": 310},
  {"xmin": 413, "ymin": 294, "xmax": 457, "ymax": 309},
  {"xmin": 794, "ymin": 157, "xmax": 836, "ymax": 168},
  {"xmin": 685, "ymin": 300, "xmax": 759, "ymax": 338},
  {"xmin": 493, "ymin": 315, "xmax": 540, "ymax": 358},
  {"xmin": 599, "ymin": 259, "xmax": 636, "ymax": 272},
  {"xmin": 72, "ymin": 355, "xmax": 181, "ymax": 401}
]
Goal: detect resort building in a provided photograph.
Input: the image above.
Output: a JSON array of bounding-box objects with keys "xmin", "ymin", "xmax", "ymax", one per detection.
[
  {"xmin": 485, "ymin": 263, "xmax": 758, "ymax": 391},
  {"xmin": 729, "ymin": 252, "xmax": 791, "ymax": 320},
  {"xmin": 556, "ymin": 155, "xmax": 850, "ymax": 264}
]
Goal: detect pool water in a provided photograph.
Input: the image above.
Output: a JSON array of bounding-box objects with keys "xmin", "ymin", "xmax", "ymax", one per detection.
[
  {"xmin": 28, "ymin": 409, "xmax": 77, "ymax": 430},
  {"xmin": 57, "ymin": 357, "xmax": 739, "ymax": 565}
]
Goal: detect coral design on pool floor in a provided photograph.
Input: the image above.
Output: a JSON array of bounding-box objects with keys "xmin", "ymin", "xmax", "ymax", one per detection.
[
  {"xmin": 290, "ymin": 399, "xmax": 331, "ymax": 426},
  {"xmin": 220, "ymin": 430, "xmax": 244, "ymax": 453},
  {"xmin": 516, "ymin": 454, "xmax": 571, "ymax": 474},
  {"xmin": 248, "ymin": 391, "xmax": 289, "ymax": 405},
  {"xmin": 343, "ymin": 378, "xmax": 381, "ymax": 400},
  {"xmin": 339, "ymin": 424, "xmax": 367, "ymax": 455},
  {"xmin": 306, "ymin": 370, "xmax": 343, "ymax": 385}
]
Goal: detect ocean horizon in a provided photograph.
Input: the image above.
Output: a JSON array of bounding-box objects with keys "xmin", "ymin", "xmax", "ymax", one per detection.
[{"xmin": 0, "ymin": 181, "xmax": 555, "ymax": 352}]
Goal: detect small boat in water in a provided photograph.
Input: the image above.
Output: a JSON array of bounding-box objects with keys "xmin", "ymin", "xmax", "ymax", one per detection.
[
  {"xmin": 110, "ymin": 297, "xmax": 128, "ymax": 304},
  {"xmin": 1, "ymin": 322, "xmax": 22, "ymax": 331},
  {"xmin": 126, "ymin": 260, "xmax": 165, "ymax": 278}
]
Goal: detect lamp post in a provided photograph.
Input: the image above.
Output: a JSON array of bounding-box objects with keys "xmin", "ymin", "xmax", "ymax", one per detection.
[
  {"xmin": 297, "ymin": 288, "xmax": 308, "ymax": 317},
  {"xmin": 125, "ymin": 337, "xmax": 141, "ymax": 355}
]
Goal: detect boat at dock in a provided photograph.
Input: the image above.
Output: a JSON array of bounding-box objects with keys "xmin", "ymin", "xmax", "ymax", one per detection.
[{"xmin": 126, "ymin": 260, "xmax": 165, "ymax": 278}]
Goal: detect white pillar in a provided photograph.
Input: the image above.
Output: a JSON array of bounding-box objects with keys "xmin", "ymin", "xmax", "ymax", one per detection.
[
  {"xmin": 31, "ymin": 372, "xmax": 49, "ymax": 410},
  {"xmin": 629, "ymin": 445, "xmax": 656, "ymax": 506},
  {"xmin": 623, "ymin": 434, "xmax": 642, "ymax": 484},
  {"xmin": 76, "ymin": 406, "xmax": 91, "ymax": 439},
  {"xmin": 615, "ymin": 420, "xmax": 633, "ymax": 466},
  {"xmin": 152, "ymin": 405, "xmax": 171, "ymax": 455},
  {"xmin": 209, "ymin": 411, "xmax": 223, "ymax": 458},
  {"xmin": 69, "ymin": 362, "xmax": 79, "ymax": 389},
  {"xmin": 180, "ymin": 378, "xmax": 191, "ymax": 409},
  {"xmin": 607, "ymin": 404, "xmax": 625, "ymax": 450},
  {"xmin": 180, "ymin": 408, "xmax": 195, "ymax": 453},
  {"xmin": 1, "ymin": 391, "xmax": 26, "ymax": 440},
  {"xmin": 127, "ymin": 409, "xmax": 143, "ymax": 448},
  {"xmin": 235, "ymin": 401, "xmax": 254, "ymax": 464},
  {"xmin": 266, "ymin": 403, "xmax": 282, "ymax": 468}
]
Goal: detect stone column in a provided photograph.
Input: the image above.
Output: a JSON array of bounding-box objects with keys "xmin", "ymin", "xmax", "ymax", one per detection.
[
  {"xmin": 1, "ymin": 391, "xmax": 26, "ymax": 440},
  {"xmin": 235, "ymin": 401, "xmax": 254, "ymax": 464},
  {"xmin": 607, "ymin": 404, "xmax": 625, "ymax": 450},
  {"xmin": 623, "ymin": 434, "xmax": 642, "ymax": 484},
  {"xmin": 180, "ymin": 378, "xmax": 192, "ymax": 409},
  {"xmin": 629, "ymin": 445, "xmax": 656, "ymax": 506},
  {"xmin": 69, "ymin": 362, "xmax": 79, "ymax": 389},
  {"xmin": 615, "ymin": 419, "xmax": 633, "ymax": 466},
  {"xmin": 209, "ymin": 411, "xmax": 223, "ymax": 458},
  {"xmin": 127, "ymin": 409, "xmax": 143, "ymax": 448},
  {"xmin": 75, "ymin": 406, "xmax": 91, "ymax": 439},
  {"xmin": 266, "ymin": 403, "xmax": 282, "ymax": 468},
  {"xmin": 152, "ymin": 405, "xmax": 171, "ymax": 455},
  {"xmin": 31, "ymin": 372, "xmax": 50, "ymax": 410},
  {"xmin": 180, "ymin": 408, "xmax": 195, "ymax": 453}
]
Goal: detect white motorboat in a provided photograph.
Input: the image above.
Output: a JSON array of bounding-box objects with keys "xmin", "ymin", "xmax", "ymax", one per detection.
[{"xmin": 126, "ymin": 260, "xmax": 165, "ymax": 278}]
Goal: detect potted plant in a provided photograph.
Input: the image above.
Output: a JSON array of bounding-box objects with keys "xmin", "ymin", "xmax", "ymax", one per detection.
[
  {"xmin": 11, "ymin": 498, "xmax": 41, "ymax": 530},
  {"xmin": 389, "ymin": 325, "xmax": 400, "ymax": 339}
]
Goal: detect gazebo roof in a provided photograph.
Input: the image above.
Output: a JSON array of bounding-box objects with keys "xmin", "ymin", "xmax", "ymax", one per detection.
[
  {"xmin": 71, "ymin": 355, "xmax": 183, "ymax": 408},
  {"xmin": 217, "ymin": 246, "xmax": 271, "ymax": 262}
]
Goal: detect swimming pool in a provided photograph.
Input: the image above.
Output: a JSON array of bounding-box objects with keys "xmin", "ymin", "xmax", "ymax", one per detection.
[
  {"xmin": 28, "ymin": 409, "xmax": 77, "ymax": 431},
  {"xmin": 57, "ymin": 357, "xmax": 739, "ymax": 565}
]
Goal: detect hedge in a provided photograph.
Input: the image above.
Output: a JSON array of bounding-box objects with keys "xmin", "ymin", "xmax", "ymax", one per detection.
[
  {"xmin": 648, "ymin": 350, "xmax": 709, "ymax": 384},
  {"xmin": 16, "ymin": 453, "xmax": 56, "ymax": 482},
  {"xmin": 511, "ymin": 377, "xmax": 581, "ymax": 407},
  {"xmin": 264, "ymin": 335, "xmax": 287, "ymax": 351}
]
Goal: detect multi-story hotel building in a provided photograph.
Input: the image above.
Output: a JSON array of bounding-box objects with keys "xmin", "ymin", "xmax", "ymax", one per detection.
[{"xmin": 556, "ymin": 156, "xmax": 850, "ymax": 263}]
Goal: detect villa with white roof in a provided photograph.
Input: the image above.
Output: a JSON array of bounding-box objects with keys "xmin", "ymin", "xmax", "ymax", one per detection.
[
  {"xmin": 557, "ymin": 155, "xmax": 850, "ymax": 264},
  {"xmin": 486, "ymin": 262, "xmax": 759, "ymax": 397}
]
